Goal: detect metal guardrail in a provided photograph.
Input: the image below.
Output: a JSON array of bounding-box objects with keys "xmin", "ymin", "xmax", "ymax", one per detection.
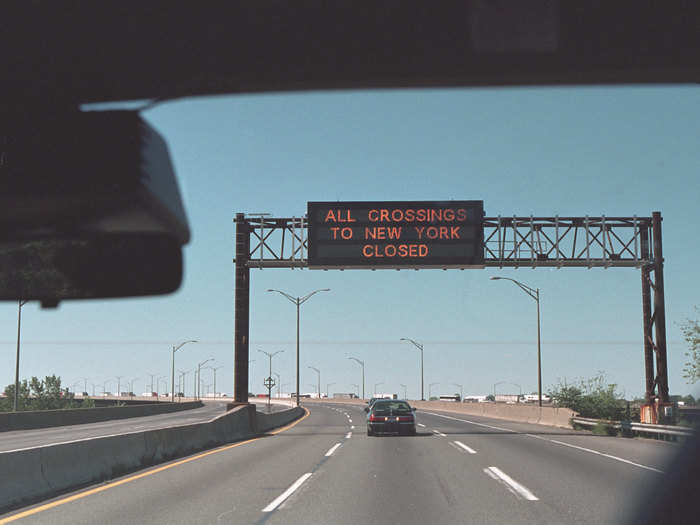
[{"xmin": 572, "ymin": 417, "xmax": 697, "ymax": 437}]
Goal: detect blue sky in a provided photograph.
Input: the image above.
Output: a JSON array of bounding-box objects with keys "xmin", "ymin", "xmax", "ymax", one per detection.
[{"xmin": 1, "ymin": 86, "xmax": 698, "ymax": 399}]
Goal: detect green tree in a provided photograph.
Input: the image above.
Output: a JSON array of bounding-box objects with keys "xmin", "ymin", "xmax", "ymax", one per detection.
[
  {"xmin": 548, "ymin": 372, "xmax": 626, "ymax": 420},
  {"xmin": 681, "ymin": 309, "xmax": 700, "ymax": 384},
  {"xmin": 1, "ymin": 375, "xmax": 83, "ymax": 412}
]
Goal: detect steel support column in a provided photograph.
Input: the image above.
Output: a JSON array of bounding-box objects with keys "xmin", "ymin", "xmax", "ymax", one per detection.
[
  {"xmin": 651, "ymin": 212, "xmax": 669, "ymax": 403},
  {"xmin": 234, "ymin": 213, "xmax": 250, "ymax": 403},
  {"xmin": 641, "ymin": 265, "xmax": 655, "ymax": 403}
]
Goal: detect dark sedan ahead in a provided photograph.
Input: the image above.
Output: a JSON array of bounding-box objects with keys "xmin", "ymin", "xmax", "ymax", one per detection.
[{"xmin": 365, "ymin": 400, "xmax": 416, "ymax": 436}]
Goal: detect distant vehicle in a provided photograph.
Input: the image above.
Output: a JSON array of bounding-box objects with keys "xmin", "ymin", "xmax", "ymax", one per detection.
[
  {"xmin": 141, "ymin": 392, "xmax": 158, "ymax": 397},
  {"xmin": 81, "ymin": 391, "xmax": 89, "ymax": 397},
  {"xmin": 333, "ymin": 393, "xmax": 357, "ymax": 399},
  {"xmin": 522, "ymin": 394, "xmax": 552, "ymax": 403},
  {"xmin": 495, "ymin": 394, "xmax": 520, "ymax": 403},
  {"xmin": 366, "ymin": 399, "xmax": 417, "ymax": 436},
  {"xmin": 439, "ymin": 394, "xmax": 461, "ymax": 402},
  {"xmin": 463, "ymin": 395, "xmax": 487, "ymax": 403},
  {"xmin": 101, "ymin": 392, "xmax": 112, "ymax": 397},
  {"xmin": 374, "ymin": 393, "xmax": 398, "ymax": 400}
]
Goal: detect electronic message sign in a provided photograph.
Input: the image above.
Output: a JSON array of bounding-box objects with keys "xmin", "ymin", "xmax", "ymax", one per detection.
[{"xmin": 307, "ymin": 201, "xmax": 484, "ymax": 268}]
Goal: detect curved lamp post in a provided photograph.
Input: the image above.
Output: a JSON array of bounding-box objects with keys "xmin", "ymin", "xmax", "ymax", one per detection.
[
  {"xmin": 171, "ymin": 340, "xmax": 197, "ymax": 402},
  {"xmin": 400, "ymin": 338, "xmax": 424, "ymax": 400},
  {"xmin": 491, "ymin": 277, "xmax": 542, "ymax": 406},
  {"xmin": 268, "ymin": 288, "xmax": 330, "ymax": 406}
]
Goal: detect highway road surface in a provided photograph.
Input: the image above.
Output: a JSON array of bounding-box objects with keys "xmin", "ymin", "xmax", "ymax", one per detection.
[{"xmin": 0, "ymin": 402, "xmax": 680, "ymax": 524}]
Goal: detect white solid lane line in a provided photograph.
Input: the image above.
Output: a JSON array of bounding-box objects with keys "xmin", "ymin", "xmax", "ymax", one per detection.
[
  {"xmin": 345, "ymin": 432, "xmax": 352, "ymax": 439},
  {"xmin": 484, "ymin": 467, "xmax": 539, "ymax": 501},
  {"xmin": 262, "ymin": 473, "xmax": 313, "ymax": 512},
  {"xmin": 425, "ymin": 411, "xmax": 664, "ymax": 474},
  {"xmin": 546, "ymin": 438, "xmax": 664, "ymax": 474},
  {"xmin": 417, "ymin": 423, "xmax": 426, "ymax": 428},
  {"xmin": 454, "ymin": 441, "xmax": 477, "ymax": 454},
  {"xmin": 325, "ymin": 443, "xmax": 342, "ymax": 457}
]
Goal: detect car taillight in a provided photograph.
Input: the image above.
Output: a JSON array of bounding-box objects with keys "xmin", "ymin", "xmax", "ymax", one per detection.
[
  {"xmin": 398, "ymin": 416, "xmax": 414, "ymax": 422},
  {"xmin": 369, "ymin": 414, "xmax": 386, "ymax": 422}
]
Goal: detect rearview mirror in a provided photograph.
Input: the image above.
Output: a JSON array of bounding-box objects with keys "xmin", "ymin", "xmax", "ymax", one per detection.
[{"xmin": 0, "ymin": 110, "xmax": 189, "ymax": 303}]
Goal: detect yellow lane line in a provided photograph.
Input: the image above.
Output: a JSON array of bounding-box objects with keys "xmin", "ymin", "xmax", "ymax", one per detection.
[{"xmin": 0, "ymin": 406, "xmax": 311, "ymax": 524}]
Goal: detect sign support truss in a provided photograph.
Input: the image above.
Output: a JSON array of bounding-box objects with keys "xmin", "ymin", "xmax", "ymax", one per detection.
[{"xmin": 233, "ymin": 212, "xmax": 669, "ymax": 407}]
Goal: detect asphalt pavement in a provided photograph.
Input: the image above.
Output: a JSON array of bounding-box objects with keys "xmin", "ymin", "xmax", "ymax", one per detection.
[{"xmin": 0, "ymin": 402, "xmax": 682, "ymax": 524}]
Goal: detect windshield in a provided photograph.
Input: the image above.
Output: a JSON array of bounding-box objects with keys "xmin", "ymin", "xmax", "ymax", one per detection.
[
  {"xmin": 372, "ymin": 401, "xmax": 412, "ymax": 414},
  {"xmin": 1, "ymin": 86, "xmax": 698, "ymax": 524}
]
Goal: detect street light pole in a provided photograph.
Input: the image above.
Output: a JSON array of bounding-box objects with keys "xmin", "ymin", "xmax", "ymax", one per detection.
[
  {"xmin": 13, "ymin": 299, "xmax": 28, "ymax": 412},
  {"xmin": 268, "ymin": 288, "xmax": 330, "ymax": 407},
  {"xmin": 429, "ymin": 382, "xmax": 439, "ymax": 400},
  {"xmin": 274, "ymin": 373, "xmax": 281, "ymax": 398},
  {"xmin": 260, "ymin": 350, "xmax": 284, "ymax": 409},
  {"xmin": 179, "ymin": 370, "xmax": 189, "ymax": 398},
  {"xmin": 348, "ymin": 357, "xmax": 365, "ymax": 399},
  {"xmin": 116, "ymin": 376, "xmax": 123, "ymax": 397},
  {"xmin": 400, "ymin": 338, "xmax": 424, "ymax": 401},
  {"xmin": 374, "ymin": 382, "xmax": 383, "ymax": 396},
  {"xmin": 400, "ymin": 383, "xmax": 407, "ymax": 400},
  {"xmin": 308, "ymin": 366, "xmax": 320, "ymax": 399},
  {"xmin": 197, "ymin": 358, "xmax": 214, "ymax": 400},
  {"xmin": 171, "ymin": 340, "xmax": 197, "ymax": 402},
  {"xmin": 452, "ymin": 383, "xmax": 463, "ymax": 401},
  {"xmin": 209, "ymin": 366, "xmax": 223, "ymax": 398},
  {"xmin": 491, "ymin": 277, "xmax": 543, "ymax": 407},
  {"xmin": 326, "ymin": 382, "xmax": 336, "ymax": 398},
  {"xmin": 351, "ymin": 383, "xmax": 360, "ymax": 398}
]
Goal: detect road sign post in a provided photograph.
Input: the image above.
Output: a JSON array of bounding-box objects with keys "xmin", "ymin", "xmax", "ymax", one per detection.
[{"xmin": 264, "ymin": 376, "xmax": 276, "ymax": 411}]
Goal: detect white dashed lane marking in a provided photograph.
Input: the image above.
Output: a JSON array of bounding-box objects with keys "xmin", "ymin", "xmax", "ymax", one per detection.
[
  {"xmin": 325, "ymin": 443, "xmax": 342, "ymax": 457},
  {"xmin": 262, "ymin": 473, "xmax": 313, "ymax": 512},
  {"xmin": 484, "ymin": 467, "xmax": 539, "ymax": 501},
  {"xmin": 454, "ymin": 441, "xmax": 477, "ymax": 454}
]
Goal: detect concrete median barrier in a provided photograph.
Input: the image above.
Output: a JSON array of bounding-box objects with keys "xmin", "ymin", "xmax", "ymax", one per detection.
[
  {"xmin": 0, "ymin": 404, "xmax": 303, "ymax": 512},
  {"xmin": 304, "ymin": 398, "xmax": 575, "ymax": 428},
  {"xmin": 256, "ymin": 406, "xmax": 305, "ymax": 433},
  {"xmin": 0, "ymin": 401, "xmax": 204, "ymax": 432}
]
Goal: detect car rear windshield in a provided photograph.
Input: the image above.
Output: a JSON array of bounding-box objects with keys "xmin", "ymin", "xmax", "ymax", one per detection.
[{"xmin": 372, "ymin": 401, "xmax": 412, "ymax": 414}]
